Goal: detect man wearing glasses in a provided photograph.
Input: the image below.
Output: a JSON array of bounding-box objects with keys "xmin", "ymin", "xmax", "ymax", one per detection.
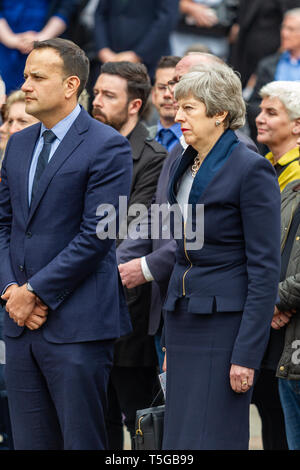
[{"xmin": 147, "ymin": 56, "xmax": 182, "ymax": 152}]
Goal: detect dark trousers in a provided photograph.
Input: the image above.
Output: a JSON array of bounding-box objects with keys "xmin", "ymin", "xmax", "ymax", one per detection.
[
  {"xmin": 5, "ymin": 329, "xmax": 114, "ymax": 450},
  {"xmin": 0, "ymin": 306, "xmax": 13, "ymax": 449},
  {"xmin": 252, "ymin": 368, "xmax": 288, "ymax": 450},
  {"xmin": 106, "ymin": 365, "xmax": 159, "ymax": 449}
]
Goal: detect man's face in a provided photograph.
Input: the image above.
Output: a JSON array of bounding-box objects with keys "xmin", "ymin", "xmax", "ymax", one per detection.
[
  {"xmin": 92, "ymin": 74, "xmax": 129, "ymax": 131},
  {"xmin": 281, "ymin": 14, "xmax": 300, "ymax": 53},
  {"xmin": 22, "ymin": 48, "xmax": 67, "ymax": 122},
  {"xmin": 152, "ymin": 67, "xmax": 177, "ymax": 122}
]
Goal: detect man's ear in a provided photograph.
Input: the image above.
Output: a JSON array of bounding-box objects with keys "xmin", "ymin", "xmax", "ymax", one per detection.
[
  {"xmin": 128, "ymin": 98, "xmax": 142, "ymax": 117},
  {"xmin": 64, "ymin": 75, "xmax": 81, "ymax": 99}
]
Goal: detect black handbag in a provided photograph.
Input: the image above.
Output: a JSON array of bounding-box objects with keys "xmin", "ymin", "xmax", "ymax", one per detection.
[
  {"xmin": 132, "ymin": 404, "xmax": 165, "ymax": 450},
  {"xmin": 132, "ymin": 389, "xmax": 165, "ymax": 450}
]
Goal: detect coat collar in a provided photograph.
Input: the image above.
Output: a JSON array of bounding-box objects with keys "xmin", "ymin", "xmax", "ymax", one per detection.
[
  {"xmin": 127, "ymin": 121, "xmax": 149, "ymax": 160},
  {"xmin": 168, "ymin": 129, "xmax": 238, "ymax": 206}
]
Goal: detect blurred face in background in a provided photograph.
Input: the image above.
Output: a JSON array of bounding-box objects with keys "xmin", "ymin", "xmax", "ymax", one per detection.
[
  {"xmin": 92, "ymin": 73, "xmax": 130, "ymax": 131},
  {"xmin": 7, "ymin": 100, "xmax": 39, "ymax": 136},
  {"xmin": 152, "ymin": 67, "xmax": 177, "ymax": 124},
  {"xmin": 0, "ymin": 119, "xmax": 9, "ymax": 151},
  {"xmin": 281, "ymin": 14, "xmax": 300, "ymax": 53}
]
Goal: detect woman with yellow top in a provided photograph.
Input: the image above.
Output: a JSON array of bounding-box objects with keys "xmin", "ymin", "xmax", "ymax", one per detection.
[
  {"xmin": 254, "ymin": 80, "xmax": 300, "ymax": 449},
  {"xmin": 256, "ymin": 80, "xmax": 300, "ymax": 192}
]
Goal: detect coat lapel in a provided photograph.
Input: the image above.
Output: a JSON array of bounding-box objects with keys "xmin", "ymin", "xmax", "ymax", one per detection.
[
  {"xmin": 26, "ymin": 109, "xmax": 89, "ymax": 228},
  {"xmin": 20, "ymin": 123, "xmax": 42, "ymax": 222}
]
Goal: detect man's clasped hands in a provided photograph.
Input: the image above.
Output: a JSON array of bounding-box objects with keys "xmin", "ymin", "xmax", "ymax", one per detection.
[{"xmin": 1, "ymin": 284, "xmax": 48, "ymax": 330}]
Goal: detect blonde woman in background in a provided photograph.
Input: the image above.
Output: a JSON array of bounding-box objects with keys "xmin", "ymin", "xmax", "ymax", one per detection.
[{"xmin": 0, "ymin": 90, "xmax": 39, "ymax": 165}]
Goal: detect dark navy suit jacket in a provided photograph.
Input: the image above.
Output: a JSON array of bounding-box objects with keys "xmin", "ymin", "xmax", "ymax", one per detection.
[
  {"xmin": 0, "ymin": 107, "xmax": 133, "ymax": 343},
  {"xmin": 94, "ymin": 0, "xmax": 179, "ymax": 79},
  {"xmin": 165, "ymin": 136, "xmax": 281, "ymax": 370}
]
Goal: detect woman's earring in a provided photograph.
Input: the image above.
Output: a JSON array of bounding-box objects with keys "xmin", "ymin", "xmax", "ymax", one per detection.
[{"xmin": 215, "ymin": 120, "xmax": 221, "ymax": 127}]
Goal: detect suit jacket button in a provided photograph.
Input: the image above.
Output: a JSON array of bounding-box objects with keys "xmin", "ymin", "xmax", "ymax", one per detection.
[
  {"xmin": 26, "ymin": 231, "xmax": 32, "ymax": 238},
  {"xmin": 19, "ymin": 265, "xmax": 24, "ymax": 272},
  {"xmin": 279, "ymin": 366, "xmax": 285, "ymax": 371}
]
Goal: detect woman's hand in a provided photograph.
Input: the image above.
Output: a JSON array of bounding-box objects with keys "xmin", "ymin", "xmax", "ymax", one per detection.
[
  {"xmin": 229, "ymin": 364, "xmax": 254, "ymax": 393},
  {"xmin": 271, "ymin": 305, "xmax": 292, "ymax": 330}
]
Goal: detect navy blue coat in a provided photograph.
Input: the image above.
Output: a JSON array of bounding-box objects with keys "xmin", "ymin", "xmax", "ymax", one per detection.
[
  {"xmin": 165, "ymin": 137, "xmax": 281, "ymax": 370},
  {"xmin": 118, "ymin": 131, "xmax": 258, "ymax": 335},
  {"xmin": 0, "ymin": 107, "xmax": 133, "ymax": 343},
  {"xmin": 94, "ymin": 0, "xmax": 179, "ymax": 79}
]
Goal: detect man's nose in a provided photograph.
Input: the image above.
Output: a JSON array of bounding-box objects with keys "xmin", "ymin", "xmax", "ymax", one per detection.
[
  {"xmin": 93, "ymin": 94, "xmax": 102, "ymax": 107},
  {"xmin": 21, "ymin": 78, "xmax": 32, "ymax": 92},
  {"xmin": 9, "ymin": 122, "xmax": 20, "ymax": 135}
]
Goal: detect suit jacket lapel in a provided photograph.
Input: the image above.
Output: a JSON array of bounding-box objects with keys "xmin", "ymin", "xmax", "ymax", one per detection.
[
  {"xmin": 20, "ymin": 123, "xmax": 42, "ymax": 222},
  {"xmin": 26, "ymin": 109, "xmax": 89, "ymax": 228}
]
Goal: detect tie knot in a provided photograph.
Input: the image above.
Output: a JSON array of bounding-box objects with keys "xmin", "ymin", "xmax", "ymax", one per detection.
[{"xmin": 42, "ymin": 130, "xmax": 56, "ymax": 144}]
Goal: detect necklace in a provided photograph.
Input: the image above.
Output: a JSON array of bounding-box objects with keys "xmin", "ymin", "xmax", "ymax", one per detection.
[{"xmin": 191, "ymin": 154, "xmax": 204, "ymax": 178}]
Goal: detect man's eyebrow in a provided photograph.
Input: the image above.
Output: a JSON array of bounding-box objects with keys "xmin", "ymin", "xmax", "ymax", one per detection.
[
  {"xmin": 24, "ymin": 71, "xmax": 46, "ymax": 78},
  {"xmin": 101, "ymin": 88, "xmax": 117, "ymax": 95}
]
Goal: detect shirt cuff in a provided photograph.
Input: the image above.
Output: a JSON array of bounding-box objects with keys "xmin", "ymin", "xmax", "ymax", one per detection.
[
  {"xmin": 1, "ymin": 282, "xmax": 18, "ymax": 296},
  {"xmin": 141, "ymin": 256, "xmax": 154, "ymax": 282}
]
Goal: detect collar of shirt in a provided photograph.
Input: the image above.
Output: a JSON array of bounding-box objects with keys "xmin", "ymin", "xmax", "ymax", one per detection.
[
  {"xmin": 156, "ymin": 120, "xmax": 182, "ymax": 141},
  {"xmin": 28, "ymin": 104, "xmax": 82, "ymax": 204},
  {"xmin": 280, "ymin": 51, "xmax": 300, "ymax": 65},
  {"xmin": 39, "ymin": 103, "xmax": 82, "ymax": 145},
  {"xmin": 265, "ymin": 146, "xmax": 300, "ymax": 166}
]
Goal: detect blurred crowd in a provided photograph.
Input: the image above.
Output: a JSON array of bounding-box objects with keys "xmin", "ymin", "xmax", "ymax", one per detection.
[
  {"xmin": 0, "ymin": 0, "xmax": 300, "ymax": 452},
  {"xmin": 0, "ymin": 0, "xmax": 299, "ymax": 148}
]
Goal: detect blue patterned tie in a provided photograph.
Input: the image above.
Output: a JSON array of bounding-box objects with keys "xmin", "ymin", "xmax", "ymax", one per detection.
[
  {"xmin": 159, "ymin": 128, "xmax": 174, "ymax": 150},
  {"xmin": 31, "ymin": 130, "xmax": 56, "ymax": 202}
]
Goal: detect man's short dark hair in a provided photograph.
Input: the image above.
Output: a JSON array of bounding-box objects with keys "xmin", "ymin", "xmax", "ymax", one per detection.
[
  {"xmin": 155, "ymin": 55, "xmax": 182, "ymax": 72},
  {"xmin": 100, "ymin": 61, "xmax": 151, "ymax": 116},
  {"xmin": 33, "ymin": 38, "xmax": 90, "ymax": 97}
]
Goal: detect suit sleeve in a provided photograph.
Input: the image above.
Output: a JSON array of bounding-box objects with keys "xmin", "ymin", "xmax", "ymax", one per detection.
[
  {"xmin": 94, "ymin": 0, "xmax": 110, "ymax": 51},
  {"xmin": 28, "ymin": 135, "xmax": 133, "ymax": 311},
  {"xmin": 0, "ymin": 138, "xmax": 18, "ymax": 292},
  {"xmin": 230, "ymin": 156, "xmax": 281, "ymax": 370}
]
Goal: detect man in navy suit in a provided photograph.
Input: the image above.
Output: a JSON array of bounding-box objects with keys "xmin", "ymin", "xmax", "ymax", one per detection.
[{"xmin": 0, "ymin": 38, "xmax": 133, "ymax": 450}]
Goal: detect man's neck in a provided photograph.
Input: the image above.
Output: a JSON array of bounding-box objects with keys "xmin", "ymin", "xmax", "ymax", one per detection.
[
  {"xmin": 160, "ymin": 117, "xmax": 176, "ymax": 129},
  {"xmin": 119, "ymin": 116, "xmax": 139, "ymax": 137},
  {"xmin": 288, "ymin": 48, "xmax": 300, "ymax": 60},
  {"xmin": 41, "ymin": 102, "xmax": 78, "ymax": 129}
]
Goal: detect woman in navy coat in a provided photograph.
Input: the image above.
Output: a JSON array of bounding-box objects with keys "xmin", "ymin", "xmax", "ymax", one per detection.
[{"xmin": 162, "ymin": 62, "xmax": 281, "ymax": 450}]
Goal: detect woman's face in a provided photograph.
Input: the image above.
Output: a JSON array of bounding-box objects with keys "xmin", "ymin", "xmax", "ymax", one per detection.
[
  {"xmin": 0, "ymin": 120, "xmax": 9, "ymax": 148},
  {"xmin": 7, "ymin": 101, "xmax": 39, "ymax": 136},
  {"xmin": 256, "ymin": 96, "xmax": 295, "ymax": 149},
  {"xmin": 175, "ymin": 95, "xmax": 221, "ymax": 151}
]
